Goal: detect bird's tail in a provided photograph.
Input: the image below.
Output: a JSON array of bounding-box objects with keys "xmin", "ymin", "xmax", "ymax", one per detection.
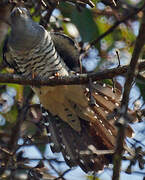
[{"xmin": 42, "ymin": 82, "xmax": 134, "ymax": 172}]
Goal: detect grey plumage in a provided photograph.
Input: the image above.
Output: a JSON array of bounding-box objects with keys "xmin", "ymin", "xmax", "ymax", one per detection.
[
  {"xmin": 3, "ymin": 7, "xmax": 134, "ymax": 173},
  {"xmin": 50, "ymin": 32, "xmax": 80, "ymax": 71},
  {"xmin": 5, "ymin": 7, "xmax": 69, "ymax": 78}
]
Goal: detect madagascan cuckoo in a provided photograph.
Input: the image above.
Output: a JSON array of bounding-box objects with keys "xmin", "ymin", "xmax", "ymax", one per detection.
[{"xmin": 3, "ymin": 7, "xmax": 134, "ymax": 172}]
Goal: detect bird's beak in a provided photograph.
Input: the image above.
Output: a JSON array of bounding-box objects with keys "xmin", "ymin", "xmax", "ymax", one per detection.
[
  {"xmin": 8, "ymin": 7, "xmax": 23, "ymax": 26},
  {"xmin": 11, "ymin": 7, "xmax": 23, "ymax": 17}
]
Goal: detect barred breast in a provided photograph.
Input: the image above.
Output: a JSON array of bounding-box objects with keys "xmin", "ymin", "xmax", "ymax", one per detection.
[{"xmin": 6, "ymin": 30, "xmax": 69, "ymax": 78}]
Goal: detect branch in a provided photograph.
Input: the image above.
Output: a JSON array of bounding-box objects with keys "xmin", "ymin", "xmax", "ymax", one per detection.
[
  {"xmin": 54, "ymin": 168, "xmax": 72, "ymax": 180},
  {"xmin": 112, "ymin": 7, "xmax": 145, "ymax": 180},
  {"xmin": 90, "ymin": 1, "xmax": 145, "ymax": 46},
  {"xmin": 1, "ymin": 105, "xmax": 29, "ymax": 176},
  {"xmin": 1, "ymin": 89, "xmax": 33, "ymax": 177},
  {"xmin": 61, "ymin": 0, "xmax": 95, "ymax": 8},
  {"xmin": 0, "ymin": 61, "xmax": 145, "ymax": 86}
]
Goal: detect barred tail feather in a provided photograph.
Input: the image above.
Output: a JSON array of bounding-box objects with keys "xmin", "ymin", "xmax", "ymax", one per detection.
[
  {"xmin": 41, "ymin": 82, "xmax": 135, "ymax": 172},
  {"xmin": 42, "ymin": 111, "xmax": 112, "ymax": 172}
]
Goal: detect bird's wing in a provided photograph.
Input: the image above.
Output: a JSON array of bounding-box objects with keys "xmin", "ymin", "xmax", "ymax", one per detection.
[
  {"xmin": 3, "ymin": 35, "xmax": 20, "ymax": 73},
  {"xmin": 50, "ymin": 32, "xmax": 80, "ymax": 71},
  {"xmin": 34, "ymin": 81, "xmax": 134, "ymax": 172}
]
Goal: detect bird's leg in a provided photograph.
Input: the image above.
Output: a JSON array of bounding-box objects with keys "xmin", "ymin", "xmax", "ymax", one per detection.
[{"xmin": 54, "ymin": 72, "xmax": 60, "ymax": 77}]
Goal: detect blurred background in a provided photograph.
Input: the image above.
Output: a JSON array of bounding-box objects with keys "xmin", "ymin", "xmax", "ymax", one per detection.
[{"xmin": 0, "ymin": 0, "xmax": 144, "ymax": 179}]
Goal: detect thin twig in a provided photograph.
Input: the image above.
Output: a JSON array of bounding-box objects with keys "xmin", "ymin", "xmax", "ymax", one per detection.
[
  {"xmin": 0, "ymin": 146, "xmax": 13, "ymax": 156},
  {"xmin": 54, "ymin": 168, "xmax": 72, "ymax": 180},
  {"xmin": 1, "ymin": 89, "xmax": 33, "ymax": 176},
  {"xmin": 62, "ymin": 0, "xmax": 95, "ymax": 8},
  {"xmin": 112, "ymin": 7, "xmax": 145, "ymax": 180},
  {"xmin": 116, "ymin": 50, "xmax": 121, "ymax": 68},
  {"xmin": 1, "ymin": 105, "xmax": 29, "ymax": 175},
  {"xmin": 85, "ymin": 2, "xmax": 145, "ymax": 51}
]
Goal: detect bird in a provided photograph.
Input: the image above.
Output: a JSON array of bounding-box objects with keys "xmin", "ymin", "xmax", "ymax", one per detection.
[{"xmin": 3, "ymin": 7, "xmax": 134, "ymax": 172}]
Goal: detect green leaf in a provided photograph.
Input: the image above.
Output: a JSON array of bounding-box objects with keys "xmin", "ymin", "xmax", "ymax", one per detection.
[
  {"xmin": 2, "ymin": 104, "xmax": 18, "ymax": 125},
  {"xmin": 59, "ymin": 2, "xmax": 99, "ymax": 42},
  {"xmin": 95, "ymin": 16, "xmax": 113, "ymax": 46},
  {"xmin": 71, "ymin": 9, "xmax": 99, "ymax": 42},
  {"xmin": 87, "ymin": 175, "xmax": 100, "ymax": 180},
  {"xmin": 136, "ymin": 81, "xmax": 145, "ymax": 101}
]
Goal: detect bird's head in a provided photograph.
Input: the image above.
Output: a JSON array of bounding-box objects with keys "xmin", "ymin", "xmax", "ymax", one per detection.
[
  {"xmin": 9, "ymin": 7, "xmax": 45, "ymax": 51},
  {"xmin": 10, "ymin": 7, "xmax": 32, "ymax": 31}
]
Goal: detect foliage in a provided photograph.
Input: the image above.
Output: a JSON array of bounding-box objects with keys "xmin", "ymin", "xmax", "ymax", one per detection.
[{"xmin": 0, "ymin": 0, "xmax": 144, "ymax": 179}]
